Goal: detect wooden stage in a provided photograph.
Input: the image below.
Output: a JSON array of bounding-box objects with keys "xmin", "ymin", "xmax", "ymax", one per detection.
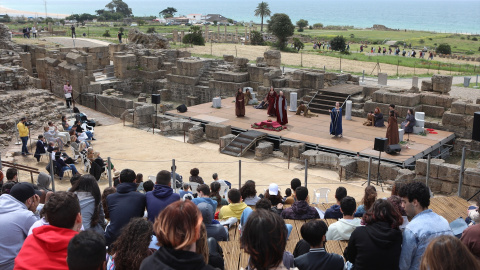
[{"xmin": 167, "ymin": 97, "xmax": 455, "ymax": 166}]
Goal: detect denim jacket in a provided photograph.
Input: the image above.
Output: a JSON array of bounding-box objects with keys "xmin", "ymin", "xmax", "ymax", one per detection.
[{"xmin": 399, "ymin": 209, "xmax": 453, "ymax": 270}]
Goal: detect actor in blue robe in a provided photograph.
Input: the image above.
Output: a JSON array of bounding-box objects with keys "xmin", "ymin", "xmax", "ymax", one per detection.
[{"xmin": 329, "ymin": 102, "xmax": 343, "ymax": 137}]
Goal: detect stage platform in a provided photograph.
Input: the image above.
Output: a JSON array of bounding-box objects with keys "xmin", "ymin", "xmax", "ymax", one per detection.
[{"xmin": 167, "ymin": 97, "xmax": 455, "ymax": 166}]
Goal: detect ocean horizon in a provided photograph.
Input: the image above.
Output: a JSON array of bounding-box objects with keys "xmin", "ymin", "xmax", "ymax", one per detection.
[{"xmin": 3, "ymin": 0, "xmax": 480, "ymax": 34}]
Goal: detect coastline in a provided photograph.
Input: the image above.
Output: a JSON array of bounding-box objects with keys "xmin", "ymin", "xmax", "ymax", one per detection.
[{"xmin": 0, "ymin": 5, "xmax": 68, "ymax": 18}]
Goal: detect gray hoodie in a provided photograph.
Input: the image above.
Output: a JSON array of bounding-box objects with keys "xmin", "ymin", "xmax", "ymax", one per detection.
[
  {"xmin": 36, "ymin": 172, "xmax": 52, "ymax": 192},
  {"xmin": 76, "ymin": 191, "xmax": 106, "ymax": 235},
  {"xmin": 0, "ymin": 194, "xmax": 39, "ymax": 270}
]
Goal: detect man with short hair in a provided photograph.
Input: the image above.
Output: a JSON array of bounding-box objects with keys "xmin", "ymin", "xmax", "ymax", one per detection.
[
  {"xmin": 17, "ymin": 117, "xmax": 30, "ymax": 156},
  {"xmin": 324, "ymin": 187, "xmax": 347, "ymax": 219},
  {"xmin": 219, "ymin": 188, "xmax": 249, "ymax": 220},
  {"xmin": 146, "ymin": 170, "xmax": 180, "ymax": 223},
  {"xmin": 105, "ymin": 169, "xmax": 146, "ymax": 246},
  {"xmin": 326, "ymin": 196, "xmax": 361, "ymax": 240},
  {"xmin": 15, "ymin": 191, "xmax": 83, "ymax": 270},
  {"xmin": 282, "ymin": 187, "xmax": 319, "ymax": 220},
  {"xmin": 192, "ymin": 184, "xmax": 218, "ymax": 212},
  {"xmin": 294, "ymin": 220, "xmax": 344, "ymax": 270},
  {"xmin": 0, "ymin": 182, "xmax": 40, "ymax": 270},
  {"xmin": 212, "ymin": 173, "xmax": 231, "ymax": 188},
  {"xmin": 399, "ymin": 182, "xmax": 453, "ymax": 270},
  {"xmin": 284, "ymin": 178, "xmax": 302, "ymax": 204},
  {"xmin": 6, "ymin": 168, "xmax": 18, "ymax": 182},
  {"xmin": 67, "ymin": 230, "xmax": 106, "ymax": 270}
]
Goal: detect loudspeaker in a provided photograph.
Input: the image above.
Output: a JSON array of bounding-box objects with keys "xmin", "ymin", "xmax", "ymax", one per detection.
[
  {"xmin": 151, "ymin": 94, "xmax": 161, "ymax": 104},
  {"xmin": 386, "ymin": 144, "xmax": 402, "ymax": 155},
  {"xmin": 176, "ymin": 104, "xmax": 187, "ymax": 113},
  {"xmin": 374, "ymin": 137, "xmax": 388, "ymax": 152},
  {"xmin": 473, "ymin": 112, "xmax": 480, "ymax": 141}
]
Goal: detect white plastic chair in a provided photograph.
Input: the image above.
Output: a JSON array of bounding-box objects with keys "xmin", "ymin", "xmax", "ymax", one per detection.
[
  {"xmin": 148, "ymin": 175, "xmax": 156, "ymax": 182},
  {"xmin": 220, "ymin": 183, "xmax": 230, "ymax": 198},
  {"xmin": 313, "ymin": 188, "xmax": 330, "ymax": 204},
  {"xmin": 188, "ymin": 182, "xmax": 200, "ymax": 194}
]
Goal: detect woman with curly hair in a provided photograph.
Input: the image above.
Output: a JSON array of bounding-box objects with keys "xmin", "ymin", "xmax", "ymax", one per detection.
[
  {"xmin": 240, "ymin": 180, "xmax": 260, "ymax": 206},
  {"xmin": 355, "ymin": 185, "xmax": 377, "ymax": 217},
  {"xmin": 189, "ymin": 168, "xmax": 204, "ymax": 184},
  {"xmin": 210, "ymin": 182, "xmax": 228, "ymax": 206},
  {"xmin": 263, "ymin": 183, "xmax": 283, "ymax": 207},
  {"xmin": 108, "ymin": 218, "xmax": 155, "ymax": 270}
]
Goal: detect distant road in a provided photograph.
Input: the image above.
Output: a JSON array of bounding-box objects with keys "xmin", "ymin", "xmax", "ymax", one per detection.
[{"xmin": 44, "ymin": 37, "xmax": 111, "ymax": 48}]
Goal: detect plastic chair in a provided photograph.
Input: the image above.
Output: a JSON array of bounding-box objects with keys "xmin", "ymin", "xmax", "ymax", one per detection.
[
  {"xmin": 220, "ymin": 183, "xmax": 230, "ymax": 198},
  {"xmin": 148, "ymin": 175, "xmax": 156, "ymax": 182},
  {"xmin": 188, "ymin": 182, "xmax": 200, "ymax": 194},
  {"xmin": 313, "ymin": 188, "xmax": 330, "ymax": 204}
]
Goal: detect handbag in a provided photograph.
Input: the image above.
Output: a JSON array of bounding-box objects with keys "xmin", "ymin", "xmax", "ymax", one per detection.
[{"xmin": 65, "ymin": 93, "xmax": 72, "ymax": 99}]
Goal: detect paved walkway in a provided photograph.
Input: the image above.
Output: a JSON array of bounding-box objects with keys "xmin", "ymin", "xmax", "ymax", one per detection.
[{"xmin": 44, "ymin": 37, "xmax": 112, "ymax": 48}]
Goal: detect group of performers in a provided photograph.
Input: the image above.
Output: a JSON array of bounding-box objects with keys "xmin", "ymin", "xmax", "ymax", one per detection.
[{"xmin": 236, "ymin": 86, "xmax": 289, "ymax": 125}]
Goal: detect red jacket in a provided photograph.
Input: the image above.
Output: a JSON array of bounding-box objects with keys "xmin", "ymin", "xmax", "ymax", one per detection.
[{"xmin": 14, "ymin": 225, "xmax": 78, "ymax": 270}]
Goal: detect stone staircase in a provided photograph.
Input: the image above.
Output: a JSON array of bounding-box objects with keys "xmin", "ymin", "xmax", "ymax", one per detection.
[
  {"xmin": 307, "ymin": 90, "xmax": 351, "ymax": 115},
  {"xmin": 197, "ymin": 60, "xmax": 227, "ymax": 88},
  {"xmin": 221, "ymin": 130, "xmax": 267, "ymax": 157}
]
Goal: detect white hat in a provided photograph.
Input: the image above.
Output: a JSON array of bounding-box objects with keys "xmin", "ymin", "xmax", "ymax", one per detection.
[{"xmin": 268, "ymin": 183, "xmax": 279, "ymax": 196}]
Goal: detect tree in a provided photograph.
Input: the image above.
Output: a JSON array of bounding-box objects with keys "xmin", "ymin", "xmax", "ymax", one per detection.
[
  {"xmin": 267, "ymin": 13, "xmax": 294, "ymax": 49},
  {"xmin": 436, "ymin": 43, "xmax": 451, "ymax": 54},
  {"xmin": 296, "ymin": 19, "xmax": 308, "ymax": 32},
  {"xmin": 293, "ymin": 38, "xmax": 304, "ymax": 51},
  {"xmin": 105, "ymin": 0, "xmax": 132, "ymax": 17},
  {"xmin": 160, "ymin": 7, "xmax": 177, "ymax": 18},
  {"xmin": 250, "ymin": 30, "xmax": 265, "ymax": 45},
  {"xmin": 183, "ymin": 26, "xmax": 205, "ymax": 46},
  {"xmin": 330, "ymin": 35, "xmax": 347, "ymax": 51},
  {"xmin": 313, "ymin": 23, "xmax": 323, "ymax": 29},
  {"xmin": 254, "ymin": 1, "xmax": 271, "ymax": 32}
]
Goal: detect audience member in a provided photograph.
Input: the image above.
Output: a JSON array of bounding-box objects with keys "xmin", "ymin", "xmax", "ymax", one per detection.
[
  {"xmin": 219, "ymin": 188, "xmax": 249, "ymax": 220},
  {"xmin": 398, "ymin": 182, "xmax": 453, "ymax": 270},
  {"xmin": 67, "ymin": 230, "xmax": 106, "ymax": 270},
  {"xmin": 388, "ymin": 195, "xmax": 409, "ymax": 231},
  {"xmin": 105, "ymin": 169, "xmax": 146, "ymax": 246},
  {"xmin": 15, "ymin": 191, "xmax": 82, "ymax": 270},
  {"xmin": 171, "ymin": 165, "xmax": 183, "ymax": 188},
  {"xmin": 282, "ymin": 187, "xmax": 319, "ymax": 220},
  {"xmin": 6, "ymin": 167, "xmax": 18, "ymax": 182},
  {"xmin": 34, "ymin": 135, "xmax": 47, "ymax": 162},
  {"xmin": 48, "ymin": 121, "xmax": 70, "ymax": 145},
  {"xmin": 240, "ymin": 199, "xmax": 292, "ymax": 239},
  {"xmin": 55, "ymin": 152, "xmax": 79, "ymax": 179},
  {"xmin": 391, "ymin": 181, "xmax": 405, "ymax": 196},
  {"xmin": 101, "ymin": 187, "xmax": 116, "ymax": 220},
  {"xmin": 36, "ymin": 172, "xmax": 52, "ymax": 193},
  {"xmin": 211, "ymin": 173, "xmax": 227, "ymax": 186},
  {"xmin": 43, "ymin": 126, "xmax": 65, "ymax": 151},
  {"xmin": 197, "ymin": 223, "xmax": 225, "ymax": 270},
  {"xmin": 146, "ymin": 170, "xmax": 180, "ymax": 223},
  {"xmin": 461, "ymin": 200, "xmax": 480, "ymax": 259},
  {"xmin": 136, "ymin": 173, "xmax": 144, "ymax": 193},
  {"xmin": 180, "ymin": 183, "xmax": 193, "ymax": 198},
  {"xmin": 240, "ymin": 180, "xmax": 261, "ymax": 206},
  {"xmin": 326, "ymin": 196, "xmax": 361, "ymax": 240},
  {"xmin": 189, "ymin": 168, "xmax": 204, "ymax": 184},
  {"xmin": 284, "ymin": 178, "xmax": 302, "ymax": 204},
  {"xmin": 325, "ymin": 187, "xmax": 347, "ymax": 219},
  {"xmin": 264, "ymin": 183, "xmax": 284, "ymax": 206},
  {"xmin": 210, "ymin": 181, "xmax": 228, "ymax": 206},
  {"xmin": 61, "ymin": 115, "xmax": 72, "ymax": 131},
  {"xmin": 294, "ymin": 220, "xmax": 344, "ymax": 270},
  {"xmin": 1, "ymin": 179, "xmax": 17, "ymax": 194},
  {"xmin": 143, "ymin": 180, "xmax": 154, "ymax": 192},
  {"xmin": 421, "ymin": 235, "xmax": 480, "ymax": 270},
  {"xmin": 198, "ymin": 202, "xmax": 228, "ymax": 241},
  {"xmin": 354, "ymin": 185, "xmax": 377, "ymax": 217},
  {"xmin": 283, "ymin": 188, "xmax": 292, "ymax": 203},
  {"xmin": 0, "ymin": 182, "xmax": 40, "ymax": 269},
  {"xmin": 192, "ymin": 184, "xmax": 218, "ymax": 211}
]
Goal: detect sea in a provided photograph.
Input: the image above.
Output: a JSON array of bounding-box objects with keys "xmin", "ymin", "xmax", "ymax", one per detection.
[{"xmin": 4, "ymin": 0, "xmax": 480, "ymax": 34}]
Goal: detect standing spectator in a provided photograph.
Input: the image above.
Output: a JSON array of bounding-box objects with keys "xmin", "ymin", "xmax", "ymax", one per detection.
[
  {"xmin": 282, "ymin": 187, "xmax": 319, "ymax": 220},
  {"xmin": 219, "ymin": 188, "xmax": 249, "ymax": 220},
  {"xmin": 117, "ymin": 31, "xmax": 123, "ymax": 43},
  {"xmin": 240, "ymin": 180, "xmax": 261, "ymax": 206},
  {"xmin": 326, "ymin": 196, "xmax": 361, "ymax": 241},
  {"xmin": 64, "ymin": 80, "xmax": 73, "ymax": 109},
  {"xmin": 354, "ymin": 185, "xmax": 377, "ymax": 217},
  {"xmin": 398, "ymin": 182, "xmax": 453, "ymax": 270},
  {"xmin": 67, "ymin": 230, "xmax": 106, "ymax": 270},
  {"xmin": 421, "ymin": 235, "xmax": 480, "ymax": 270},
  {"xmin": 192, "ymin": 184, "xmax": 218, "ymax": 211},
  {"xmin": 189, "ymin": 168, "xmax": 204, "ymax": 184},
  {"xmin": 325, "ymin": 187, "xmax": 347, "ymax": 219},
  {"xmin": 71, "ymin": 25, "xmax": 76, "ymax": 38},
  {"xmin": 17, "ymin": 117, "xmax": 30, "ymax": 156},
  {"xmin": 105, "ymin": 169, "xmax": 146, "ymax": 246},
  {"xmin": 0, "ymin": 182, "xmax": 40, "ymax": 270},
  {"xmin": 34, "ymin": 135, "xmax": 46, "ymax": 162},
  {"xmin": 31, "ymin": 26, "xmax": 37, "ymax": 38},
  {"xmin": 146, "ymin": 170, "xmax": 180, "ymax": 223}
]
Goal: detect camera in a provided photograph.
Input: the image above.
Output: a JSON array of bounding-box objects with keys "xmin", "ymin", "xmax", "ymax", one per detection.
[{"xmin": 25, "ymin": 122, "xmax": 33, "ymax": 127}]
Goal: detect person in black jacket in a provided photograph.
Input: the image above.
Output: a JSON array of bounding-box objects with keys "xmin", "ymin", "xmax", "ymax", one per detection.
[
  {"xmin": 34, "ymin": 135, "xmax": 46, "ymax": 162},
  {"xmin": 345, "ymin": 199, "xmax": 403, "ymax": 270}
]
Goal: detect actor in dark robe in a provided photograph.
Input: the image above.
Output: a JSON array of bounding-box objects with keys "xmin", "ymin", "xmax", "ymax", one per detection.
[
  {"xmin": 401, "ymin": 109, "xmax": 416, "ymax": 134},
  {"xmin": 329, "ymin": 102, "xmax": 343, "ymax": 137},
  {"xmin": 275, "ymin": 91, "xmax": 288, "ymax": 125},
  {"xmin": 373, "ymin": 107, "xmax": 385, "ymax": 127},
  {"xmin": 266, "ymin": 86, "xmax": 278, "ymax": 116},
  {"xmin": 235, "ymin": 88, "xmax": 245, "ymax": 117},
  {"xmin": 386, "ymin": 110, "xmax": 399, "ymax": 145}
]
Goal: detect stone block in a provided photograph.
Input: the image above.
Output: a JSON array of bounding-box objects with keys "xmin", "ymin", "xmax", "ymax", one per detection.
[
  {"xmin": 363, "ymin": 86, "xmax": 380, "ymax": 98},
  {"xmin": 465, "ymin": 103, "xmax": 480, "ymax": 115},
  {"xmin": 464, "ymin": 168, "xmax": 480, "ymax": 188},
  {"xmin": 223, "ymin": 55, "xmax": 234, "ymax": 62},
  {"xmin": 337, "ymin": 155, "xmax": 357, "ymax": 180},
  {"xmin": 317, "ymin": 152, "xmax": 339, "ymax": 169},
  {"xmin": 412, "ymin": 77, "xmax": 419, "ymax": 88},
  {"xmin": 378, "ymin": 73, "xmax": 388, "ymax": 85},
  {"xmin": 205, "ymin": 123, "xmax": 231, "ymax": 142},
  {"xmin": 160, "ymin": 120, "xmax": 172, "ymax": 132},
  {"xmin": 451, "ymin": 101, "xmax": 466, "ymax": 114},
  {"xmin": 279, "ymin": 142, "xmax": 305, "ymax": 158},
  {"xmin": 432, "ymin": 75, "xmax": 453, "ymax": 93},
  {"xmin": 442, "ymin": 112, "xmax": 468, "ymax": 128},
  {"xmin": 395, "ymin": 169, "xmax": 415, "ymax": 181},
  {"xmin": 300, "ymin": 150, "xmax": 321, "ymax": 165},
  {"xmin": 219, "ymin": 134, "xmax": 236, "ymax": 149},
  {"xmin": 233, "ymin": 57, "xmax": 249, "ymax": 67},
  {"xmin": 441, "ymin": 181, "xmax": 457, "ymax": 194},
  {"xmin": 421, "ymin": 105, "xmax": 445, "ymax": 117},
  {"xmin": 438, "ymin": 163, "xmax": 461, "ymax": 182},
  {"xmin": 421, "ymin": 80, "xmax": 433, "ymax": 91},
  {"xmin": 187, "ymin": 126, "xmax": 204, "ymax": 144},
  {"xmin": 255, "ymin": 141, "xmax": 274, "ymax": 161}
]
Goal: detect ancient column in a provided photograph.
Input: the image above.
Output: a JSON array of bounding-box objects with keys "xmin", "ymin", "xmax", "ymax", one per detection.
[
  {"xmin": 205, "ymin": 25, "xmax": 209, "ymax": 41},
  {"xmin": 235, "ymin": 28, "xmax": 238, "ymax": 43},
  {"xmin": 224, "ymin": 25, "xmax": 227, "ymax": 42},
  {"xmin": 180, "ymin": 31, "xmax": 185, "ymax": 41},
  {"xmin": 217, "ymin": 25, "xmax": 220, "ymax": 42},
  {"xmin": 173, "ymin": 30, "xmax": 178, "ymax": 42}
]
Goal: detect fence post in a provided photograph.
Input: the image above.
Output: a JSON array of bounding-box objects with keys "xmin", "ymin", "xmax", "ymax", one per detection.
[
  {"xmin": 457, "ymin": 147, "xmax": 466, "ymax": 197},
  {"xmin": 172, "ymin": 159, "xmax": 176, "ymax": 193},
  {"xmin": 304, "ymin": 159, "xmax": 308, "ymax": 188},
  {"xmin": 0, "ymin": 152, "xmax": 2, "ymax": 170},
  {"xmin": 49, "ymin": 154, "xmax": 56, "ymax": 192},
  {"xmin": 238, "ymin": 160, "xmax": 241, "ymax": 189},
  {"xmin": 426, "ymin": 154, "xmax": 431, "ymax": 188},
  {"xmin": 340, "ymin": 56, "xmax": 342, "ymax": 72},
  {"xmin": 107, "ymin": 157, "xmax": 112, "ymax": 188},
  {"xmin": 367, "ymin": 157, "xmax": 372, "ymax": 186}
]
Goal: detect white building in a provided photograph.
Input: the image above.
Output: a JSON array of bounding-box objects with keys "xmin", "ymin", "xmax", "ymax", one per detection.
[{"xmin": 186, "ymin": 14, "xmax": 204, "ymax": 24}]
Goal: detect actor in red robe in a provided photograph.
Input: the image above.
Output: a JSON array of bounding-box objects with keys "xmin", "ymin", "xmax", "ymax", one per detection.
[
  {"xmin": 275, "ymin": 91, "xmax": 288, "ymax": 125},
  {"xmin": 235, "ymin": 88, "xmax": 245, "ymax": 117},
  {"xmin": 266, "ymin": 86, "xmax": 277, "ymax": 117}
]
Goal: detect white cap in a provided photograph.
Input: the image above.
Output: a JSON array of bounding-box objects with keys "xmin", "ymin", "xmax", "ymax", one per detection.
[{"xmin": 268, "ymin": 183, "xmax": 279, "ymax": 196}]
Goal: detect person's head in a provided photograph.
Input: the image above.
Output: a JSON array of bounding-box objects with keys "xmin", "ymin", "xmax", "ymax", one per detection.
[
  {"xmin": 183, "ymin": 183, "xmax": 190, "ymax": 191},
  {"xmin": 210, "ymin": 181, "xmax": 222, "ymax": 203},
  {"xmin": 407, "ymin": 109, "xmax": 414, "ymax": 115},
  {"xmin": 362, "ymin": 185, "xmax": 377, "ymax": 211},
  {"xmin": 9, "ymin": 182, "xmax": 42, "ymax": 208},
  {"xmin": 67, "ymin": 230, "xmax": 106, "ymax": 270},
  {"xmin": 47, "ymin": 121, "xmax": 53, "ymax": 126},
  {"xmin": 241, "ymin": 209, "xmax": 287, "ymax": 269},
  {"xmin": 398, "ymin": 181, "xmax": 430, "ymax": 219},
  {"xmin": 43, "ymin": 126, "xmax": 49, "ymax": 132},
  {"xmin": 6, "ymin": 168, "xmax": 18, "ymax": 182},
  {"xmin": 20, "ymin": 116, "xmax": 26, "ymax": 123},
  {"xmin": 340, "ymin": 196, "xmax": 357, "ymax": 217},
  {"xmin": 53, "ymin": 147, "xmax": 59, "ymax": 153},
  {"xmin": 62, "ymin": 115, "xmax": 67, "ymax": 122},
  {"xmin": 212, "ymin": 173, "xmax": 218, "ymax": 180},
  {"xmin": 363, "ymin": 199, "xmax": 403, "ymax": 229},
  {"xmin": 295, "ymin": 186, "xmax": 308, "ymax": 201},
  {"xmin": 1, "ymin": 180, "xmax": 17, "ymax": 195},
  {"xmin": 238, "ymin": 88, "xmax": 243, "ymax": 93},
  {"xmin": 154, "ymin": 200, "xmax": 202, "ymax": 251},
  {"xmin": 285, "ymin": 188, "xmax": 292, "ymax": 197},
  {"xmin": 391, "ymin": 181, "xmax": 405, "ymax": 196},
  {"xmin": 197, "ymin": 184, "xmax": 211, "ymax": 197},
  {"xmin": 265, "ymin": 183, "xmax": 283, "ymax": 205},
  {"xmin": 36, "ymin": 172, "xmax": 51, "ymax": 190},
  {"xmin": 73, "ymin": 107, "xmax": 80, "ymax": 114},
  {"xmin": 388, "ymin": 195, "xmax": 407, "ymax": 216},
  {"xmin": 279, "ymin": 91, "xmax": 284, "ymax": 96},
  {"xmin": 143, "ymin": 180, "xmax": 154, "ymax": 192},
  {"xmin": 335, "ymin": 102, "xmax": 340, "ymax": 107},
  {"xmin": 255, "ymin": 198, "xmax": 273, "ymax": 210},
  {"xmin": 66, "ymin": 80, "xmax": 70, "ymax": 86},
  {"xmin": 300, "ymin": 220, "xmax": 328, "ymax": 248},
  {"xmin": 374, "ymin": 107, "xmax": 381, "ymax": 114},
  {"xmin": 69, "ymin": 174, "xmax": 81, "ymax": 187},
  {"xmin": 111, "ymin": 218, "xmax": 154, "ymax": 270},
  {"xmin": 389, "ymin": 104, "xmax": 395, "ymax": 110},
  {"xmin": 420, "ymin": 235, "xmax": 480, "ymax": 270},
  {"xmin": 335, "ymin": 186, "xmax": 347, "ymax": 203},
  {"xmin": 55, "ymin": 151, "xmax": 61, "ymax": 160},
  {"xmin": 101, "ymin": 187, "xmax": 116, "ymax": 219},
  {"xmin": 228, "ymin": 188, "xmax": 241, "ymax": 203},
  {"xmin": 156, "ymin": 170, "xmax": 171, "ymax": 186},
  {"xmin": 198, "ymin": 202, "xmax": 214, "ymax": 225},
  {"xmin": 45, "ymin": 191, "xmax": 82, "ymax": 231},
  {"xmin": 119, "ymin": 169, "xmax": 136, "ymax": 183},
  {"xmin": 71, "ymin": 175, "xmax": 102, "ymax": 228},
  {"xmin": 135, "ymin": 173, "xmax": 143, "ymax": 183},
  {"xmin": 290, "ymin": 178, "xmax": 301, "ymax": 193},
  {"xmin": 190, "ymin": 168, "xmax": 199, "ymax": 177},
  {"xmin": 38, "ymin": 135, "xmax": 44, "ymax": 140},
  {"xmin": 270, "ymin": 86, "xmax": 274, "ymax": 92},
  {"xmin": 240, "ymin": 180, "xmax": 257, "ymax": 199}
]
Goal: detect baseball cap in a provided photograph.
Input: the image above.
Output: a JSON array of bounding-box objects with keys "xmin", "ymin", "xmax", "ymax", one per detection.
[
  {"xmin": 268, "ymin": 183, "xmax": 279, "ymax": 196},
  {"xmin": 9, "ymin": 182, "xmax": 42, "ymax": 203}
]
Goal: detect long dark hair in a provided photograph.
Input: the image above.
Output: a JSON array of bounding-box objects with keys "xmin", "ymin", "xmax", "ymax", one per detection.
[
  {"xmin": 101, "ymin": 187, "xmax": 116, "ymax": 220},
  {"xmin": 240, "ymin": 180, "xmax": 257, "ymax": 199},
  {"xmin": 263, "ymin": 190, "xmax": 283, "ymax": 206},
  {"xmin": 210, "ymin": 182, "xmax": 222, "ymax": 204},
  {"xmin": 363, "ymin": 199, "xmax": 403, "ymax": 229},
  {"xmin": 362, "ymin": 185, "xmax": 377, "ymax": 211},
  {"xmin": 110, "ymin": 218, "xmax": 153, "ymax": 270},
  {"xmin": 70, "ymin": 175, "xmax": 102, "ymax": 228}
]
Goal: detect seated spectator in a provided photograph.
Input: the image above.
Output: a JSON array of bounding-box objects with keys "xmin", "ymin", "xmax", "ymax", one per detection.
[
  {"xmin": 198, "ymin": 202, "xmax": 228, "ymax": 241},
  {"xmin": 192, "ymin": 184, "xmax": 218, "ymax": 211},
  {"xmin": 240, "ymin": 199, "xmax": 292, "ymax": 239},
  {"xmin": 388, "ymin": 195, "xmax": 409, "ymax": 231},
  {"xmin": 108, "ymin": 218, "xmax": 155, "ymax": 270},
  {"xmin": 93, "ymin": 151, "xmax": 115, "ymax": 173},
  {"xmin": 398, "ymin": 182, "xmax": 453, "ymax": 270},
  {"xmin": 421, "ymin": 235, "xmax": 480, "ymax": 270},
  {"xmin": 326, "ymin": 196, "xmax": 361, "ymax": 241},
  {"xmin": 67, "ymin": 230, "xmax": 106, "ymax": 270},
  {"xmin": 15, "ymin": 191, "xmax": 83, "ymax": 270},
  {"xmin": 210, "ymin": 182, "xmax": 229, "ymax": 206},
  {"xmin": 346, "ymin": 199, "xmax": 403, "ymax": 270},
  {"xmin": 240, "ymin": 180, "xmax": 261, "ymax": 206},
  {"xmin": 171, "ymin": 165, "xmax": 183, "ymax": 188},
  {"xmin": 264, "ymin": 183, "xmax": 284, "ymax": 207},
  {"xmin": 219, "ymin": 188, "xmax": 249, "ymax": 220},
  {"xmin": 136, "ymin": 173, "xmax": 144, "ymax": 193},
  {"xmin": 282, "ymin": 187, "xmax": 319, "ymax": 220},
  {"xmin": 48, "ymin": 121, "xmax": 70, "ymax": 145},
  {"xmin": 211, "ymin": 173, "xmax": 231, "ymax": 188},
  {"xmin": 325, "ymin": 187, "xmax": 347, "ymax": 219},
  {"xmin": 73, "ymin": 120, "xmax": 94, "ymax": 140},
  {"xmin": 189, "ymin": 168, "xmax": 204, "ymax": 184},
  {"xmin": 61, "ymin": 115, "xmax": 72, "ymax": 131},
  {"xmin": 391, "ymin": 181, "xmax": 405, "ymax": 196},
  {"xmin": 140, "ymin": 200, "xmax": 216, "ymax": 270},
  {"xmin": 283, "ymin": 188, "xmax": 292, "ymax": 203},
  {"xmin": 6, "ymin": 167, "xmax": 18, "ymax": 182},
  {"xmin": 180, "ymin": 183, "xmax": 193, "ymax": 199},
  {"xmin": 34, "ymin": 135, "xmax": 46, "ymax": 162},
  {"xmin": 197, "ymin": 223, "xmax": 225, "ymax": 270},
  {"xmin": 105, "ymin": 169, "xmax": 146, "ymax": 246},
  {"xmin": 461, "ymin": 200, "xmax": 480, "ymax": 259},
  {"xmin": 55, "ymin": 152, "xmax": 79, "ymax": 179},
  {"xmin": 284, "ymin": 178, "xmax": 302, "ymax": 204},
  {"xmin": 43, "ymin": 126, "xmax": 65, "ymax": 151},
  {"xmin": 0, "ymin": 182, "xmax": 40, "ymax": 269},
  {"xmin": 354, "ymin": 185, "xmax": 377, "ymax": 217},
  {"xmin": 36, "ymin": 172, "xmax": 52, "ymax": 193},
  {"xmin": 101, "ymin": 187, "xmax": 116, "ymax": 221},
  {"xmin": 146, "ymin": 170, "xmax": 180, "ymax": 223},
  {"xmin": 143, "ymin": 180, "xmax": 154, "ymax": 193},
  {"xmin": 294, "ymin": 220, "xmax": 344, "ymax": 270}
]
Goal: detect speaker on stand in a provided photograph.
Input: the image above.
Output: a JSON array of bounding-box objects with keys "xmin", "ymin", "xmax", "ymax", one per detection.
[
  {"xmin": 473, "ymin": 112, "xmax": 480, "ymax": 141},
  {"xmin": 373, "ymin": 137, "xmax": 388, "ymax": 191},
  {"xmin": 150, "ymin": 94, "xmax": 161, "ymax": 134}
]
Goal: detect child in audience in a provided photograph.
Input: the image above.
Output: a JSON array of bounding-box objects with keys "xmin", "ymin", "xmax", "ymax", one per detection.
[
  {"xmin": 67, "ymin": 230, "xmax": 106, "ymax": 270},
  {"xmin": 219, "ymin": 188, "xmax": 249, "ymax": 220},
  {"xmin": 180, "ymin": 183, "xmax": 193, "ymax": 198},
  {"xmin": 283, "ymin": 188, "xmax": 292, "ymax": 203},
  {"xmin": 143, "ymin": 180, "xmax": 154, "ymax": 193}
]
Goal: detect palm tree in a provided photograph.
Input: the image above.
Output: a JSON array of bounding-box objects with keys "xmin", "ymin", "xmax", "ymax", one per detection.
[{"xmin": 254, "ymin": 1, "xmax": 271, "ymax": 32}]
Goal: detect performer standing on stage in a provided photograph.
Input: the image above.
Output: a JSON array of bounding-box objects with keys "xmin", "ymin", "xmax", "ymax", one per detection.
[
  {"xmin": 275, "ymin": 91, "xmax": 288, "ymax": 125},
  {"xmin": 235, "ymin": 88, "xmax": 245, "ymax": 117},
  {"xmin": 266, "ymin": 86, "xmax": 277, "ymax": 117},
  {"xmin": 386, "ymin": 110, "xmax": 399, "ymax": 145},
  {"xmin": 329, "ymin": 102, "xmax": 343, "ymax": 137},
  {"xmin": 401, "ymin": 109, "xmax": 416, "ymax": 134}
]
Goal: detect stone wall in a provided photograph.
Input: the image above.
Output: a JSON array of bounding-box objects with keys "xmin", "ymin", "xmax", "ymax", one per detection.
[{"xmin": 81, "ymin": 93, "xmax": 134, "ymax": 117}]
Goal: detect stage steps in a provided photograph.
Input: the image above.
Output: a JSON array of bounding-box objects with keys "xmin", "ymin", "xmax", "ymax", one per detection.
[
  {"xmin": 308, "ymin": 90, "xmax": 351, "ymax": 115},
  {"xmin": 221, "ymin": 130, "xmax": 267, "ymax": 157}
]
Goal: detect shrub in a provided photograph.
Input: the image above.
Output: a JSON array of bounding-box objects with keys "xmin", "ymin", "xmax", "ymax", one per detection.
[
  {"xmin": 460, "ymin": 36, "xmax": 465, "ymax": 40},
  {"xmin": 292, "ymin": 37, "xmax": 304, "ymax": 51},
  {"xmin": 308, "ymin": 26, "xmax": 312, "ymax": 30},
  {"xmin": 297, "ymin": 28, "xmax": 304, "ymax": 32},
  {"xmin": 250, "ymin": 30, "xmax": 265, "ymax": 45},
  {"xmin": 472, "ymin": 37, "xmax": 478, "ymax": 41},
  {"xmin": 350, "ymin": 34, "xmax": 355, "ymax": 38},
  {"xmin": 137, "ymin": 20, "xmax": 146, "ymax": 26},
  {"xmin": 436, "ymin": 43, "xmax": 451, "ymax": 54},
  {"xmin": 102, "ymin": 30, "xmax": 111, "ymax": 37},
  {"xmin": 419, "ymin": 39, "xmax": 425, "ymax": 44},
  {"xmin": 465, "ymin": 51, "xmax": 474, "ymax": 55},
  {"xmin": 182, "ymin": 26, "xmax": 205, "ymax": 46},
  {"xmin": 313, "ymin": 23, "xmax": 323, "ymax": 29},
  {"xmin": 330, "ymin": 35, "xmax": 347, "ymax": 51},
  {"xmin": 340, "ymin": 50, "xmax": 351, "ymax": 55},
  {"xmin": 296, "ymin": 19, "xmax": 308, "ymax": 32},
  {"xmin": 428, "ymin": 38, "xmax": 432, "ymax": 40},
  {"xmin": 119, "ymin": 27, "xmax": 124, "ymax": 33},
  {"xmin": 147, "ymin": 27, "xmax": 156, "ymax": 33}
]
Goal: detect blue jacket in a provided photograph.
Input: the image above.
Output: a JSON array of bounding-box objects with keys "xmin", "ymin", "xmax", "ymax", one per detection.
[
  {"xmin": 105, "ymin": 183, "xmax": 146, "ymax": 246},
  {"xmin": 324, "ymin": 204, "xmax": 343, "ymax": 220},
  {"xmin": 192, "ymin": 197, "xmax": 218, "ymax": 212},
  {"xmin": 146, "ymin": 184, "xmax": 180, "ymax": 223}
]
